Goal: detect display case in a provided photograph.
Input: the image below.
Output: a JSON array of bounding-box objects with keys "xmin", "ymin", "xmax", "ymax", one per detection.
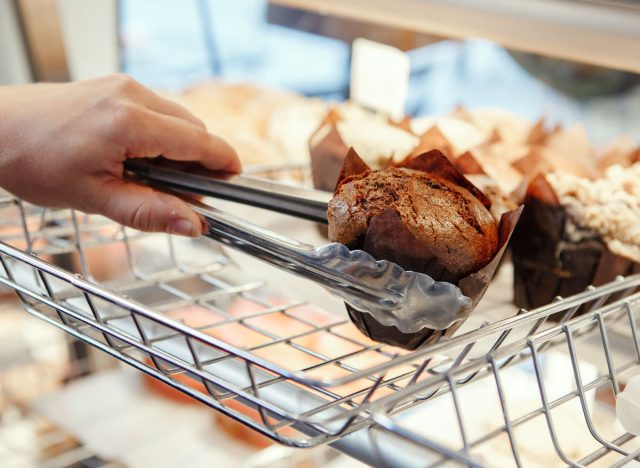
[{"xmin": 1, "ymin": 1, "xmax": 640, "ymax": 466}]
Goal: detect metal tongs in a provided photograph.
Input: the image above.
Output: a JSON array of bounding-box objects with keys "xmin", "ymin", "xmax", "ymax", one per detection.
[{"xmin": 124, "ymin": 159, "xmax": 471, "ymax": 333}]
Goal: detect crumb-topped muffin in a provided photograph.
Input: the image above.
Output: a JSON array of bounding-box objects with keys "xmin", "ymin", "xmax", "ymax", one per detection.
[
  {"xmin": 547, "ymin": 165, "xmax": 640, "ymax": 262},
  {"xmin": 512, "ymin": 163, "xmax": 640, "ymax": 311}
]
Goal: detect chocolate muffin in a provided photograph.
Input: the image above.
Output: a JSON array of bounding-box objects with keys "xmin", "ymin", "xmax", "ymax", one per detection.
[
  {"xmin": 329, "ymin": 167, "xmax": 499, "ymax": 281},
  {"xmin": 327, "ymin": 149, "xmax": 517, "ymax": 350}
]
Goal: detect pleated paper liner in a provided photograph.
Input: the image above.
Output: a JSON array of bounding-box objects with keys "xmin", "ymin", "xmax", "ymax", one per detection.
[{"xmin": 309, "ymin": 107, "xmax": 418, "ymax": 193}]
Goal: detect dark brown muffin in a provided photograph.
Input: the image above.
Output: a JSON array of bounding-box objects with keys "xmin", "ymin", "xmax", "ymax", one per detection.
[
  {"xmin": 327, "ymin": 149, "xmax": 521, "ymax": 349},
  {"xmin": 326, "ymin": 148, "xmax": 520, "ymax": 350},
  {"xmin": 328, "ymin": 166, "xmax": 499, "ymax": 279}
]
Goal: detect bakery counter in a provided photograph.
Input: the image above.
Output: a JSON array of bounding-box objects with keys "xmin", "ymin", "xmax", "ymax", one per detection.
[{"xmin": 2, "ymin": 81, "xmax": 640, "ymax": 465}]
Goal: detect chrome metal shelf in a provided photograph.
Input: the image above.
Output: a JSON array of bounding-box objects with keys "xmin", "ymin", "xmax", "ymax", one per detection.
[{"xmin": 1, "ymin": 193, "xmax": 639, "ymax": 466}]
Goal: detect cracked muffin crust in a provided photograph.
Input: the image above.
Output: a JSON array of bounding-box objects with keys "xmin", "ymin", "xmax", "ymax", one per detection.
[{"xmin": 328, "ymin": 167, "xmax": 499, "ymax": 277}]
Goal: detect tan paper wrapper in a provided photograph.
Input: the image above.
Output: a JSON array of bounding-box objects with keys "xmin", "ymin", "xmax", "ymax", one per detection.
[
  {"xmin": 310, "ymin": 122, "xmax": 351, "ymax": 192},
  {"xmin": 309, "ymin": 109, "xmax": 418, "ymax": 192},
  {"xmin": 410, "ymin": 126, "xmax": 454, "ymax": 160}
]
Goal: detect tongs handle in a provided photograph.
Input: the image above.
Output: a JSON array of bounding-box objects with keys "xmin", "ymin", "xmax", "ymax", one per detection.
[
  {"xmin": 125, "ymin": 158, "xmax": 401, "ymax": 311},
  {"xmin": 126, "ymin": 159, "xmax": 472, "ymax": 330},
  {"xmin": 124, "ymin": 158, "xmax": 330, "ymax": 223}
]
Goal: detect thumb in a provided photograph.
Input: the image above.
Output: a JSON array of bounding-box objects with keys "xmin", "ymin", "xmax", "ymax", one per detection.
[{"xmin": 100, "ymin": 180, "xmax": 204, "ymax": 237}]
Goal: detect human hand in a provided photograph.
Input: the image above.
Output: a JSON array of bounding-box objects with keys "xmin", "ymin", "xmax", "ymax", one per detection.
[{"xmin": 0, "ymin": 74, "xmax": 239, "ymax": 237}]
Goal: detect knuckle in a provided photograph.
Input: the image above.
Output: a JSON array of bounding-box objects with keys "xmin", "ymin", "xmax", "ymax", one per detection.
[
  {"xmin": 193, "ymin": 129, "xmax": 211, "ymax": 153},
  {"xmin": 110, "ymin": 73, "xmax": 140, "ymax": 95},
  {"xmin": 109, "ymin": 102, "xmax": 140, "ymax": 135},
  {"xmin": 192, "ymin": 115, "xmax": 206, "ymax": 130},
  {"xmin": 128, "ymin": 200, "xmax": 155, "ymax": 231}
]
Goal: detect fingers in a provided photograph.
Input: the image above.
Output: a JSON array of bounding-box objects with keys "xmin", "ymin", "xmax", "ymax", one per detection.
[
  {"xmin": 99, "ymin": 179, "xmax": 205, "ymax": 236},
  {"xmin": 97, "ymin": 75, "xmax": 241, "ymax": 173},
  {"xmin": 93, "ymin": 74, "xmax": 207, "ymax": 130},
  {"xmin": 141, "ymin": 90, "xmax": 207, "ymax": 130},
  {"xmin": 116, "ymin": 107, "xmax": 241, "ymax": 173}
]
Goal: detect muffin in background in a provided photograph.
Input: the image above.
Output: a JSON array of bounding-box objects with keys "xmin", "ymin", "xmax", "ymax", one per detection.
[
  {"xmin": 310, "ymin": 105, "xmax": 419, "ymax": 191},
  {"xmin": 512, "ymin": 165, "xmax": 640, "ymax": 311}
]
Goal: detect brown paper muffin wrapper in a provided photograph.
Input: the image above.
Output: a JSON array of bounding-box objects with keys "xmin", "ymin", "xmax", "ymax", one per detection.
[
  {"xmin": 309, "ymin": 109, "xmax": 414, "ymax": 192},
  {"xmin": 336, "ymin": 149, "xmax": 522, "ymax": 350},
  {"xmin": 310, "ymin": 122, "xmax": 350, "ymax": 192},
  {"xmin": 511, "ymin": 174, "xmax": 640, "ymax": 315}
]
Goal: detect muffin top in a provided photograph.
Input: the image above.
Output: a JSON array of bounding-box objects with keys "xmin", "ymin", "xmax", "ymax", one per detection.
[
  {"xmin": 547, "ymin": 163, "xmax": 640, "ymax": 262},
  {"xmin": 328, "ymin": 166, "xmax": 499, "ymax": 277}
]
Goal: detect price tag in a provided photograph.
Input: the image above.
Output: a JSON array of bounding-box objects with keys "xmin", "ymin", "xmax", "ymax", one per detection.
[{"xmin": 350, "ymin": 38, "xmax": 410, "ymax": 121}]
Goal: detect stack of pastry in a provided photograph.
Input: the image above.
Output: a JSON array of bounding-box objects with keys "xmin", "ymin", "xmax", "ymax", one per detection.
[
  {"xmin": 312, "ymin": 104, "xmax": 640, "ymax": 327},
  {"xmin": 166, "ymin": 80, "xmax": 640, "ymax": 332},
  {"xmin": 309, "ymin": 105, "xmax": 631, "ymax": 206},
  {"xmin": 410, "ymin": 111, "xmax": 640, "ymax": 311},
  {"xmin": 163, "ymin": 82, "xmax": 328, "ymax": 168},
  {"xmin": 310, "ymin": 105, "xmax": 531, "ymax": 224}
]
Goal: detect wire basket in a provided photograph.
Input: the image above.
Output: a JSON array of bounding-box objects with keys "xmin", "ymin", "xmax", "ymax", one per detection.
[{"xmin": 1, "ymin": 193, "xmax": 639, "ymax": 466}]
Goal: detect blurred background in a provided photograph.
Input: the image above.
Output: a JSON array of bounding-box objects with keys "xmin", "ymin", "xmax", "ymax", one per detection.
[
  {"xmin": 1, "ymin": 1, "xmax": 640, "ymax": 467},
  {"xmin": 2, "ymin": 0, "xmax": 640, "ymax": 144}
]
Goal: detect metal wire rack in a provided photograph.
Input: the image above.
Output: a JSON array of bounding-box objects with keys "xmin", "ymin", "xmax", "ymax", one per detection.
[
  {"xmin": 1, "ymin": 191, "xmax": 640, "ymax": 467},
  {"xmin": 0, "ymin": 297, "xmax": 123, "ymax": 467},
  {"xmin": 0, "ymin": 409, "xmax": 123, "ymax": 467}
]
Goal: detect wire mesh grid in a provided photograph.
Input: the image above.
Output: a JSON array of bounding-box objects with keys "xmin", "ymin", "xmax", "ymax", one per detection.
[
  {"xmin": 371, "ymin": 299, "xmax": 640, "ymax": 466},
  {"xmin": 0, "ymin": 410, "xmax": 123, "ymax": 468},
  {"xmin": 1, "ymin": 193, "xmax": 640, "ymax": 466},
  {"xmin": 0, "ymin": 293, "xmax": 123, "ymax": 467}
]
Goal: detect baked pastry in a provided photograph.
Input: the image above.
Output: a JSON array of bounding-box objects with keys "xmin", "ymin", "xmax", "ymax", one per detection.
[
  {"xmin": 222, "ymin": 133, "xmax": 288, "ymax": 167},
  {"xmin": 163, "ymin": 81, "xmax": 322, "ymax": 167},
  {"xmin": 512, "ymin": 165, "xmax": 640, "ymax": 312},
  {"xmin": 464, "ymin": 175, "xmax": 519, "ymax": 221},
  {"xmin": 328, "ymin": 148, "xmax": 520, "ymax": 349},
  {"xmin": 266, "ymin": 98, "xmax": 328, "ymax": 164},
  {"xmin": 167, "ymin": 81, "xmax": 301, "ymax": 137},
  {"xmin": 329, "ymin": 152, "xmax": 498, "ymax": 281},
  {"xmin": 310, "ymin": 105, "xmax": 419, "ymax": 191}
]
